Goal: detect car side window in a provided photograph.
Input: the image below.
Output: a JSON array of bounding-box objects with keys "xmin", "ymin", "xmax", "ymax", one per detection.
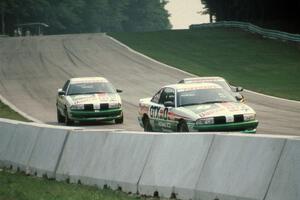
[
  {"xmin": 151, "ymin": 89, "xmax": 163, "ymax": 104},
  {"xmin": 159, "ymin": 88, "xmax": 175, "ymax": 105},
  {"xmin": 62, "ymin": 80, "xmax": 70, "ymax": 92}
]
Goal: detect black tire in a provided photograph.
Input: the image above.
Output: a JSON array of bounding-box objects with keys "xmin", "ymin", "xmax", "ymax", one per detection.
[
  {"xmin": 178, "ymin": 121, "xmax": 189, "ymax": 132},
  {"xmin": 57, "ymin": 108, "xmax": 65, "ymax": 123},
  {"xmin": 143, "ymin": 116, "xmax": 152, "ymax": 132},
  {"xmin": 115, "ymin": 113, "xmax": 124, "ymax": 124},
  {"xmin": 64, "ymin": 109, "xmax": 74, "ymax": 126}
]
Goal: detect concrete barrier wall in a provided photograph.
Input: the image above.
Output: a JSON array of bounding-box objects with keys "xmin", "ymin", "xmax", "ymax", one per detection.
[
  {"xmin": 138, "ymin": 133, "xmax": 214, "ymax": 199},
  {"xmin": 195, "ymin": 134, "xmax": 286, "ymax": 200},
  {"xmin": 27, "ymin": 127, "xmax": 70, "ymax": 178},
  {"xmin": 0, "ymin": 119, "xmax": 19, "ymax": 166},
  {"xmin": 265, "ymin": 138, "xmax": 300, "ymax": 200},
  {"xmin": 2, "ymin": 118, "xmax": 300, "ymax": 200},
  {"xmin": 56, "ymin": 130, "xmax": 110, "ymax": 182},
  {"xmin": 80, "ymin": 132, "xmax": 155, "ymax": 193},
  {"xmin": 2, "ymin": 123, "xmax": 42, "ymax": 171}
]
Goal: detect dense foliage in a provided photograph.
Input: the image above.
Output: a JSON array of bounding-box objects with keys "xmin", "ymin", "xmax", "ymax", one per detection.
[
  {"xmin": 201, "ymin": 0, "xmax": 300, "ymax": 33},
  {"xmin": 0, "ymin": 0, "xmax": 171, "ymax": 35}
]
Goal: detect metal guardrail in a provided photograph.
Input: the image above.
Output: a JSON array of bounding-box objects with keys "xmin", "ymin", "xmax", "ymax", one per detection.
[{"xmin": 190, "ymin": 21, "xmax": 300, "ymax": 42}]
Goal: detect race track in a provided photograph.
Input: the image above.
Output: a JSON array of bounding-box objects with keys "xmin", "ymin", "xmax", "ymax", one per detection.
[{"xmin": 0, "ymin": 34, "xmax": 299, "ymax": 135}]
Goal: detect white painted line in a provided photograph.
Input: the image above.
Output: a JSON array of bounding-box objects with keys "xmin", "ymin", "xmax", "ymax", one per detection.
[
  {"xmin": 244, "ymin": 89, "xmax": 300, "ymax": 104},
  {"xmin": 107, "ymin": 36, "xmax": 197, "ymax": 77},
  {"xmin": 107, "ymin": 35, "xmax": 300, "ymax": 104},
  {"xmin": 0, "ymin": 93, "xmax": 43, "ymax": 123}
]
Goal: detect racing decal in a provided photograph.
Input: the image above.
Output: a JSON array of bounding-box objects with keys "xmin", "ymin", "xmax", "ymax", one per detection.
[
  {"xmin": 150, "ymin": 106, "xmax": 168, "ymax": 120},
  {"xmin": 73, "ymin": 95, "xmax": 97, "ymax": 104},
  {"xmin": 72, "ymin": 94, "xmax": 118, "ymax": 105},
  {"xmin": 96, "ymin": 93, "xmax": 117, "ymax": 102},
  {"xmin": 219, "ymin": 102, "xmax": 252, "ymax": 113},
  {"xmin": 195, "ymin": 102, "xmax": 253, "ymax": 118},
  {"xmin": 157, "ymin": 121, "xmax": 172, "ymax": 129},
  {"xmin": 198, "ymin": 107, "xmax": 226, "ymax": 118}
]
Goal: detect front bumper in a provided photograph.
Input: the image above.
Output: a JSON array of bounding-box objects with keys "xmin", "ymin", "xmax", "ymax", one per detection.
[
  {"xmin": 192, "ymin": 120, "xmax": 259, "ymax": 133},
  {"xmin": 69, "ymin": 108, "xmax": 122, "ymax": 122}
]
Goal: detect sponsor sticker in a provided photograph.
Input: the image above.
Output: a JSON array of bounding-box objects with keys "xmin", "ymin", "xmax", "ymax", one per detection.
[
  {"xmin": 74, "ymin": 95, "xmax": 97, "ymax": 104},
  {"xmin": 199, "ymin": 107, "xmax": 226, "ymax": 117},
  {"xmin": 158, "ymin": 121, "xmax": 172, "ymax": 129}
]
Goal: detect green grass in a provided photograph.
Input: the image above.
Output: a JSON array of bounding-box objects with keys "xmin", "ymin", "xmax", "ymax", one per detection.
[
  {"xmin": 110, "ymin": 28, "xmax": 300, "ymax": 101},
  {"xmin": 0, "ymin": 100, "xmax": 29, "ymax": 122},
  {"xmin": 0, "ymin": 169, "xmax": 144, "ymax": 200}
]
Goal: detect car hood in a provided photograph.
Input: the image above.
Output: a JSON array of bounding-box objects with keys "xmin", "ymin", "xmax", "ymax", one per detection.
[
  {"xmin": 182, "ymin": 102, "xmax": 255, "ymax": 118},
  {"xmin": 66, "ymin": 93, "xmax": 121, "ymax": 105}
]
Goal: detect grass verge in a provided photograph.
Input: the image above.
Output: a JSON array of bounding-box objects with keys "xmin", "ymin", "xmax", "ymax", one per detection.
[
  {"xmin": 0, "ymin": 100, "xmax": 29, "ymax": 121},
  {"xmin": 110, "ymin": 28, "xmax": 300, "ymax": 101},
  {"xmin": 0, "ymin": 169, "xmax": 144, "ymax": 200}
]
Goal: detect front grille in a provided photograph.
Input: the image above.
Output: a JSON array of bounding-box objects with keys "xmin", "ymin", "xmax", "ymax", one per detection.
[
  {"xmin": 100, "ymin": 103, "xmax": 109, "ymax": 110},
  {"xmin": 214, "ymin": 116, "xmax": 226, "ymax": 124},
  {"xmin": 234, "ymin": 114, "xmax": 244, "ymax": 123},
  {"xmin": 84, "ymin": 104, "xmax": 94, "ymax": 111},
  {"xmin": 72, "ymin": 109, "xmax": 122, "ymax": 118}
]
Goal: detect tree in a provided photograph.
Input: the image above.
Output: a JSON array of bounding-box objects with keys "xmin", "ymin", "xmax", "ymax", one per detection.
[
  {"xmin": 0, "ymin": 1, "xmax": 5, "ymax": 34},
  {"xmin": 201, "ymin": 0, "xmax": 300, "ymax": 33},
  {"xmin": 123, "ymin": 0, "xmax": 171, "ymax": 32},
  {"xmin": 1, "ymin": 0, "xmax": 172, "ymax": 35}
]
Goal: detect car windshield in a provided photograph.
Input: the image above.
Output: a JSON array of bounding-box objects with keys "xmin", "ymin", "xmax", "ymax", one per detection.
[
  {"xmin": 177, "ymin": 88, "xmax": 237, "ymax": 107},
  {"xmin": 67, "ymin": 82, "xmax": 116, "ymax": 95}
]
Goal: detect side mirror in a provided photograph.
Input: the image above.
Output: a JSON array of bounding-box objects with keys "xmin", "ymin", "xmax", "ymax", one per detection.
[
  {"xmin": 116, "ymin": 89, "xmax": 123, "ymax": 93},
  {"xmin": 58, "ymin": 89, "xmax": 65, "ymax": 96},
  {"xmin": 236, "ymin": 94, "xmax": 244, "ymax": 102},
  {"xmin": 164, "ymin": 101, "xmax": 175, "ymax": 107},
  {"xmin": 236, "ymin": 86, "xmax": 243, "ymax": 92}
]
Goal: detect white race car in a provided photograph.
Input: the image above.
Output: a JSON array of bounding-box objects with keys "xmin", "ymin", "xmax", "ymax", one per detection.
[
  {"xmin": 56, "ymin": 77, "xmax": 123, "ymax": 125},
  {"xmin": 138, "ymin": 82, "xmax": 258, "ymax": 133}
]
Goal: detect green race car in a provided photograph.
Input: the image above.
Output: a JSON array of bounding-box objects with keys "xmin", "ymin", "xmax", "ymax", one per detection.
[
  {"xmin": 138, "ymin": 82, "xmax": 258, "ymax": 133},
  {"xmin": 56, "ymin": 77, "xmax": 123, "ymax": 125}
]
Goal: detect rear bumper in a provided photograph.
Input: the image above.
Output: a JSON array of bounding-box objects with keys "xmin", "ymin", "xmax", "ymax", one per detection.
[
  {"xmin": 193, "ymin": 120, "xmax": 259, "ymax": 133},
  {"xmin": 69, "ymin": 108, "xmax": 122, "ymax": 122}
]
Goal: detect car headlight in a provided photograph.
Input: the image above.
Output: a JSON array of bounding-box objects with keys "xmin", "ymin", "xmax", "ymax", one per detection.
[
  {"xmin": 196, "ymin": 117, "xmax": 214, "ymax": 125},
  {"xmin": 70, "ymin": 104, "xmax": 84, "ymax": 110},
  {"xmin": 244, "ymin": 113, "xmax": 256, "ymax": 121},
  {"xmin": 109, "ymin": 102, "xmax": 121, "ymax": 109}
]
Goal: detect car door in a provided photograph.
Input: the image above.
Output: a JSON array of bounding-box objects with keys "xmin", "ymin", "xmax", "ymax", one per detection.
[
  {"xmin": 150, "ymin": 87, "xmax": 176, "ymax": 132},
  {"xmin": 148, "ymin": 89, "xmax": 163, "ymax": 131}
]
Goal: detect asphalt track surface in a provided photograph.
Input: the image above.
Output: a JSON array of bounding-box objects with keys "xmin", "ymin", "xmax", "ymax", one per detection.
[{"xmin": 0, "ymin": 34, "xmax": 299, "ymax": 135}]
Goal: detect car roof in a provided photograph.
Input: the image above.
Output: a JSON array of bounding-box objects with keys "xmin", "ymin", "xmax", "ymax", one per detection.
[
  {"xmin": 165, "ymin": 82, "xmax": 222, "ymax": 91},
  {"xmin": 180, "ymin": 76, "xmax": 226, "ymax": 83},
  {"xmin": 69, "ymin": 77, "xmax": 108, "ymax": 84}
]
